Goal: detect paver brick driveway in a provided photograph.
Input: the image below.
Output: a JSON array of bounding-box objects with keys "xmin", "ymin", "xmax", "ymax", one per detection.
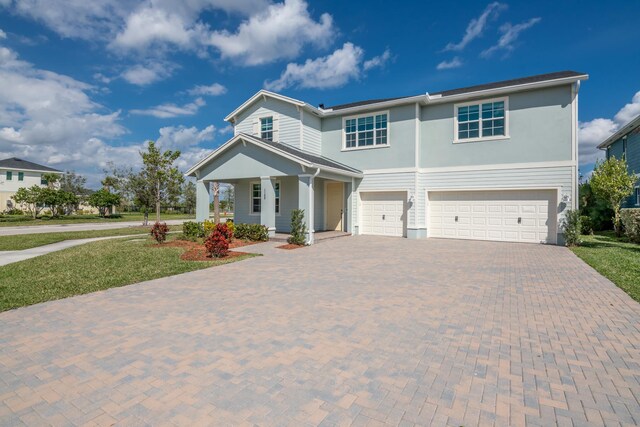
[{"xmin": 1, "ymin": 236, "xmax": 639, "ymax": 426}]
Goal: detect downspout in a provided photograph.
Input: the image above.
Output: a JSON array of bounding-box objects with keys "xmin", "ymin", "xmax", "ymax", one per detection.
[{"xmin": 309, "ymin": 167, "xmax": 320, "ymax": 244}]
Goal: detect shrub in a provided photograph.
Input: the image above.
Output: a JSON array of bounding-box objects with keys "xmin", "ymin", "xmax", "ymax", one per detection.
[
  {"xmin": 234, "ymin": 223, "xmax": 269, "ymax": 241},
  {"xmin": 225, "ymin": 219, "xmax": 235, "ymax": 238},
  {"xmin": 182, "ymin": 221, "xmax": 204, "ymax": 240},
  {"xmin": 579, "ymin": 215, "xmax": 594, "ymax": 235},
  {"xmin": 215, "ymin": 222, "xmax": 233, "ymax": 241},
  {"xmin": 288, "ymin": 209, "xmax": 307, "ymax": 245},
  {"xmin": 562, "ymin": 209, "xmax": 582, "ymax": 246},
  {"xmin": 150, "ymin": 221, "xmax": 169, "ymax": 244},
  {"xmin": 621, "ymin": 209, "xmax": 640, "ymax": 243},
  {"xmin": 203, "ymin": 219, "xmax": 216, "ymax": 236},
  {"xmin": 204, "ymin": 226, "xmax": 229, "ymax": 258}
]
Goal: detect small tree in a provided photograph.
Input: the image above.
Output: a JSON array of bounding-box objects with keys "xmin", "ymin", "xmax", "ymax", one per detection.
[
  {"xmin": 590, "ymin": 157, "xmax": 636, "ymax": 236},
  {"xmin": 12, "ymin": 186, "xmax": 43, "ymax": 218},
  {"xmin": 39, "ymin": 188, "xmax": 78, "ymax": 216},
  {"xmin": 140, "ymin": 141, "xmax": 184, "ymax": 222},
  {"xmin": 182, "ymin": 181, "xmax": 197, "ymax": 214},
  {"xmin": 88, "ymin": 189, "xmax": 121, "ymax": 217},
  {"xmin": 213, "ymin": 182, "xmax": 220, "ymax": 223},
  {"xmin": 41, "ymin": 172, "xmax": 60, "ymax": 189},
  {"xmin": 288, "ymin": 209, "xmax": 307, "ymax": 245}
]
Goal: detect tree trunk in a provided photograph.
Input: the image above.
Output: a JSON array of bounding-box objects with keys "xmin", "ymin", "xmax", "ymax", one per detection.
[
  {"xmin": 213, "ymin": 182, "xmax": 220, "ymax": 224},
  {"xmin": 614, "ymin": 206, "xmax": 622, "ymax": 237},
  {"xmin": 156, "ymin": 181, "xmax": 161, "ymax": 222},
  {"xmin": 143, "ymin": 210, "xmax": 149, "ymax": 226}
]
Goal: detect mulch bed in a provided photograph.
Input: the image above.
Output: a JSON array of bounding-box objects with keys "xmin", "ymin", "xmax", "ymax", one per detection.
[
  {"xmin": 276, "ymin": 244, "xmax": 305, "ymax": 250},
  {"xmin": 151, "ymin": 239, "xmax": 257, "ymax": 261}
]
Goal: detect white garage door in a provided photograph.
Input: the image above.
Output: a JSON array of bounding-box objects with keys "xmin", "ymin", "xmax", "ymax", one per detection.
[
  {"xmin": 360, "ymin": 192, "xmax": 406, "ymax": 237},
  {"xmin": 428, "ymin": 190, "xmax": 557, "ymax": 244}
]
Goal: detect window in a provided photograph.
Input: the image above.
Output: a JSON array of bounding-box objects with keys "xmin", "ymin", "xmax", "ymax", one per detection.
[
  {"xmin": 41, "ymin": 176, "xmax": 48, "ymax": 185},
  {"xmin": 250, "ymin": 181, "xmax": 281, "ymax": 214},
  {"xmin": 18, "ymin": 172, "xmax": 24, "ymax": 181},
  {"xmin": 6, "ymin": 171, "xmax": 12, "ymax": 181},
  {"xmin": 456, "ymin": 98, "xmax": 507, "ymax": 142},
  {"xmin": 344, "ymin": 112, "xmax": 388, "ymax": 149},
  {"xmin": 636, "ymin": 187, "xmax": 640, "ymax": 206},
  {"xmin": 260, "ymin": 116, "xmax": 273, "ymax": 141},
  {"xmin": 623, "ymin": 136, "xmax": 628, "ymax": 158}
]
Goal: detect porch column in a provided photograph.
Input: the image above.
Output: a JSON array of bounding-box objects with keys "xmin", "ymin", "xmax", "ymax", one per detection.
[
  {"xmin": 298, "ymin": 174, "xmax": 315, "ymax": 244},
  {"xmin": 260, "ymin": 176, "xmax": 276, "ymax": 237},
  {"xmin": 196, "ymin": 180, "xmax": 210, "ymax": 222}
]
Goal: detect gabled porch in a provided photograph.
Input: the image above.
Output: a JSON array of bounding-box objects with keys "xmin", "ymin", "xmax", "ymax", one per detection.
[{"xmin": 186, "ymin": 133, "xmax": 363, "ymax": 244}]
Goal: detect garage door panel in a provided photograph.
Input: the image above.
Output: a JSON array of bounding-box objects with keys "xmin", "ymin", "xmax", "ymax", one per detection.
[
  {"xmin": 428, "ymin": 190, "xmax": 557, "ymax": 244},
  {"xmin": 360, "ymin": 192, "xmax": 406, "ymax": 237}
]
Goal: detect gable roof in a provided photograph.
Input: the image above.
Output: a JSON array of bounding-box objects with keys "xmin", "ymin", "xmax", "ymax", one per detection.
[
  {"xmin": 597, "ymin": 114, "xmax": 640, "ymax": 150},
  {"xmin": 0, "ymin": 157, "xmax": 61, "ymax": 173},
  {"xmin": 325, "ymin": 71, "xmax": 588, "ymax": 112},
  {"xmin": 224, "ymin": 90, "xmax": 322, "ymax": 122},
  {"xmin": 186, "ymin": 133, "xmax": 362, "ymax": 178}
]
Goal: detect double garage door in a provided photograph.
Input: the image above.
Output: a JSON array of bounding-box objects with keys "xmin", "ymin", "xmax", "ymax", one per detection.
[
  {"xmin": 428, "ymin": 189, "xmax": 557, "ymax": 244},
  {"xmin": 360, "ymin": 192, "xmax": 406, "ymax": 237}
]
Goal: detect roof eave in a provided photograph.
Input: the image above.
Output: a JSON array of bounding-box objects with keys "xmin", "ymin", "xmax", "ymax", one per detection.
[
  {"xmin": 224, "ymin": 90, "xmax": 309, "ymax": 122},
  {"xmin": 597, "ymin": 115, "xmax": 640, "ymax": 150},
  {"xmin": 321, "ymin": 95, "xmax": 428, "ymax": 116}
]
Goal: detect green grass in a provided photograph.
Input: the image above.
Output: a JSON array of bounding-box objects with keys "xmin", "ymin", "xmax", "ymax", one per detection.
[
  {"xmin": 0, "ymin": 236, "xmax": 256, "ymax": 312},
  {"xmin": 0, "ymin": 226, "xmax": 181, "ymax": 251},
  {"xmin": 571, "ymin": 231, "xmax": 640, "ymax": 302},
  {"xmin": 0, "ymin": 212, "xmax": 197, "ymax": 227}
]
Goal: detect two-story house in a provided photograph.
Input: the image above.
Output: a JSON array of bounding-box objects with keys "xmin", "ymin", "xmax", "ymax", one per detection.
[
  {"xmin": 0, "ymin": 158, "xmax": 62, "ymax": 211},
  {"xmin": 597, "ymin": 114, "xmax": 640, "ymax": 208},
  {"xmin": 187, "ymin": 70, "xmax": 588, "ymax": 245}
]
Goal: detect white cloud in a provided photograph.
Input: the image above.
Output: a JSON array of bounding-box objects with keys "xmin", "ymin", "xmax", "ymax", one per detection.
[
  {"xmin": 436, "ymin": 57, "xmax": 463, "ymax": 70},
  {"xmin": 0, "ymin": 29, "xmax": 6, "ymax": 39},
  {"xmin": 130, "ymin": 98, "xmax": 205, "ymax": 118},
  {"xmin": 187, "ymin": 82, "xmax": 227, "ymax": 96},
  {"xmin": 481, "ymin": 17, "xmax": 541, "ymax": 58},
  {"xmin": 121, "ymin": 62, "xmax": 174, "ymax": 85},
  {"xmin": 207, "ymin": 0, "xmax": 334, "ymax": 66},
  {"xmin": 218, "ymin": 124, "xmax": 233, "ymax": 135},
  {"xmin": 363, "ymin": 49, "xmax": 391, "ymax": 71},
  {"xmin": 264, "ymin": 42, "xmax": 364, "ymax": 91},
  {"xmin": 579, "ymin": 90, "xmax": 640, "ymax": 165},
  {"xmin": 444, "ymin": 2, "xmax": 505, "ymax": 51},
  {"xmin": 156, "ymin": 124, "xmax": 216, "ymax": 170}
]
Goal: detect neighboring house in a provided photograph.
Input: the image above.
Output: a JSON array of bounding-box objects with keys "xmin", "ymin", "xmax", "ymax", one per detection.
[
  {"xmin": 597, "ymin": 114, "xmax": 640, "ymax": 208},
  {"xmin": 188, "ymin": 70, "xmax": 588, "ymax": 245},
  {"xmin": 0, "ymin": 158, "xmax": 62, "ymax": 212}
]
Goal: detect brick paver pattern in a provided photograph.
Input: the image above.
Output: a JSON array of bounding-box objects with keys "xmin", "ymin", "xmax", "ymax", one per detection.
[{"xmin": 1, "ymin": 236, "xmax": 639, "ymax": 426}]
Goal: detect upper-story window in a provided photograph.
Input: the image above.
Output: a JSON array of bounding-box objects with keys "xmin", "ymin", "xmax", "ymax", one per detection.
[
  {"xmin": 18, "ymin": 172, "xmax": 24, "ymax": 181},
  {"xmin": 636, "ymin": 187, "xmax": 640, "ymax": 206},
  {"xmin": 344, "ymin": 112, "xmax": 388, "ymax": 150},
  {"xmin": 260, "ymin": 116, "xmax": 273, "ymax": 141},
  {"xmin": 41, "ymin": 175, "xmax": 48, "ymax": 185},
  {"xmin": 6, "ymin": 171, "xmax": 12, "ymax": 180},
  {"xmin": 455, "ymin": 97, "xmax": 508, "ymax": 143}
]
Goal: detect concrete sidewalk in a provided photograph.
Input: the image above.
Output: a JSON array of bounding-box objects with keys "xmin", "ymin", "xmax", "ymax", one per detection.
[
  {"xmin": 0, "ymin": 235, "xmax": 145, "ymax": 266},
  {"xmin": 0, "ymin": 219, "xmax": 187, "ymax": 236}
]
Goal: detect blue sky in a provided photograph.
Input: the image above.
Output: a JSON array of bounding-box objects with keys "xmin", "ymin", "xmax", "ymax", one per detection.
[{"xmin": 0, "ymin": 0, "xmax": 639, "ymax": 187}]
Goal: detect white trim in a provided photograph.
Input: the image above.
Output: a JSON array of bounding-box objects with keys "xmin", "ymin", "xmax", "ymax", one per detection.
[
  {"xmin": 571, "ymin": 82, "xmax": 578, "ymax": 210},
  {"xmin": 635, "ymin": 186, "xmax": 640, "ymax": 207},
  {"xmin": 598, "ymin": 114, "xmax": 640, "ymax": 149},
  {"xmin": 299, "ymin": 108, "xmax": 304, "ymax": 150},
  {"xmin": 224, "ymin": 89, "xmax": 323, "ymax": 122},
  {"xmin": 420, "ymin": 160, "xmax": 575, "ymax": 174},
  {"xmin": 323, "ymin": 181, "xmax": 345, "ymax": 231},
  {"xmin": 342, "ymin": 110, "xmax": 390, "ymax": 151},
  {"xmin": 0, "ymin": 167, "xmax": 62, "ymax": 174},
  {"xmin": 324, "ymin": 95, "xmax": 427, "ymax": 116},
  {"xmin": 453, "ymin": 96, "xmax": 510, "ymax": 144},
  {"xmin": 362, "ymin": 167, "xmax": 417, "ymax": 175}
]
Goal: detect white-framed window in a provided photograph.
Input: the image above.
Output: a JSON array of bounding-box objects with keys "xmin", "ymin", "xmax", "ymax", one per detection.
[
  {"xmin": 250, "ymin": 181, "xmax": 280, "ymax": 214},
  {"xmin": 260, "ymin": 116, "xmax": 273, "ymax": 141},
  {"xmin": 343, "ymin": 111, "xmax": 389, "ymax": 150},
  {"xmin": 635, "ymin": 186, "xmax": 640, "ymax": 206},
  {"xmin": 454, "ymin": 97, "xmax": 509, "ymax": 143}
]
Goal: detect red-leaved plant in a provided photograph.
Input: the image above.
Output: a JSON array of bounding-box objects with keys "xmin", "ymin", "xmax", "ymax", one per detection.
[
  {"xmin": 150, "ymin": 221, "xmax": 169, "ymax": 244},
  {"xmin": 204, "ymin": 223, "xmax": 232, "ymax": 258}
]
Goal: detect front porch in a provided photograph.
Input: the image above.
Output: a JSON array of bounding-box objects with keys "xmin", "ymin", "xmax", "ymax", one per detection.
[{"xmin": 186, "ymin": 134, "xmax": 362, "ymax": 244}]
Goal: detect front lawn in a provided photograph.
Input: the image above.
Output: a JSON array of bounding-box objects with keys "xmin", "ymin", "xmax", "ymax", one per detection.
[
  {"xmin": 0, "ymin": 236, "xmax": 256, "ymax": 312},
  {"xmin": 571, "ymin": 231, "xmax": 640, "ymax": 303},
  {"xmin": 0, "ymin": 226, "xmax": 181, "ymax": 251},
  {"xmin": 0, "ymin": 212, "xmax": 198, "ymax": 227}
]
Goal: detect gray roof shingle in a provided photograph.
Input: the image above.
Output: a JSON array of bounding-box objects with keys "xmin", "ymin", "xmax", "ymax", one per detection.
[
  {"xmin": 326, "ymin": 70, "xmax": 586, "ymax": 111},
  {"xmin": 0, "ymin": 158, "xmax": 61, "ymax": 172}
]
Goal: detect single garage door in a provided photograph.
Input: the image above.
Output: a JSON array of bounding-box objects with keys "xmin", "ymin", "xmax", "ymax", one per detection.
[
  {"xmin": 428, "ymin": 189, "xmax": 557, "ymax": 244},
  {"xmin": 360, "ymin": 192, "xmax": 406, "ymax": 237}
]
